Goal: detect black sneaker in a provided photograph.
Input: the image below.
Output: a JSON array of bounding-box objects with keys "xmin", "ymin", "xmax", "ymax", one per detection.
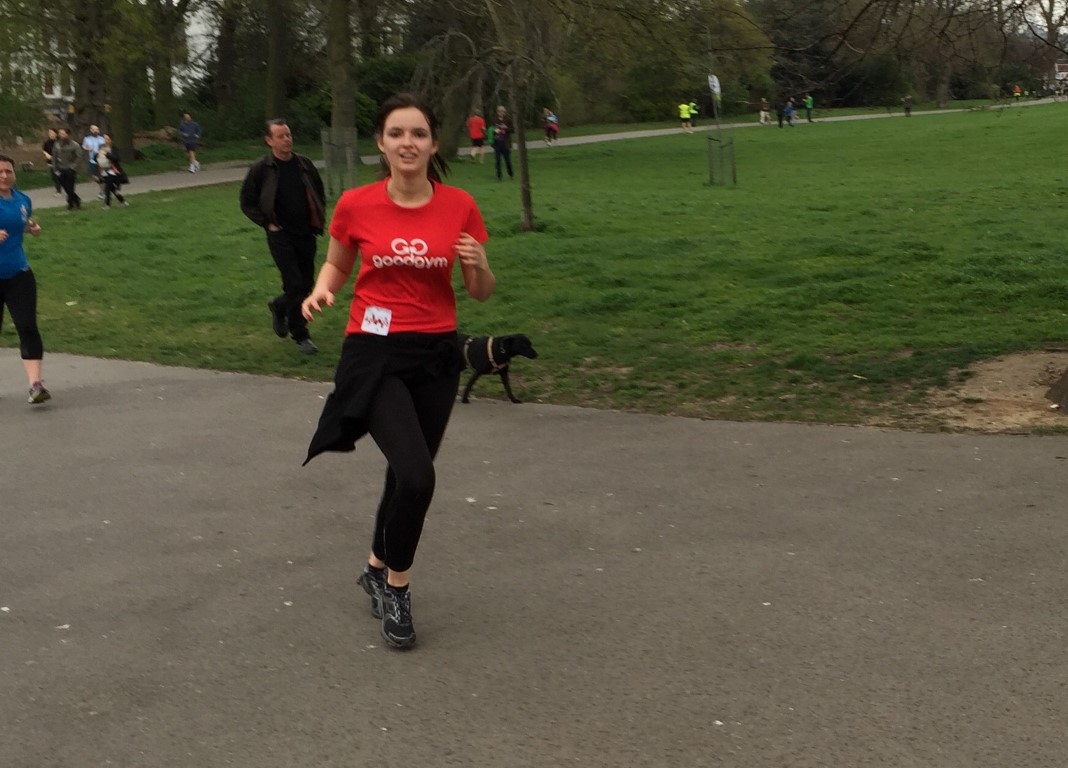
[
  {"xmin": 356, "ymin": 565, "xmax": 385, "ymax": 619},
  {"xmin": 268, "ymin": 300, "xmax": 288, "ymax": 338},
  {"xmin": 380, "ymin": 585, "xmax": 416, "ymax": 649},
  {"xmin": 296, "ymin": 338, "xmax": 319, "ymax": 355}
]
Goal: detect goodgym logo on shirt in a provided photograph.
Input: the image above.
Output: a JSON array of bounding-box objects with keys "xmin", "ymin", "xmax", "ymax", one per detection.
[{"xmin": 372, "ymin": 238, "xmax": 448, "ymax": 269}]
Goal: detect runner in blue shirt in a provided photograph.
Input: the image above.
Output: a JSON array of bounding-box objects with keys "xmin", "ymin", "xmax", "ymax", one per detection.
[{"xmin": 0, "ymin": 154, "xmax": 50, "ymax": 403}]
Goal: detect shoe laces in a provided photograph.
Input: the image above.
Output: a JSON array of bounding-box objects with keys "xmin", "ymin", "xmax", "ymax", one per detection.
[{"xmin": 384, "ymin": 588, "xmax": 412, "ymax": 624}]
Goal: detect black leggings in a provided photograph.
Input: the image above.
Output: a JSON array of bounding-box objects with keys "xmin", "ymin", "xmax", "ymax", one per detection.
[
  {"xmin": 366, "ymin": 371, "xmax": 459, "ymax": 572},
  {"xmin": 0, "ymin": 269, "xmax": 44, "ymax": 359},
  {"xmin": 103, "ymin": 177, "xmax": 125, "ymax": 205}
]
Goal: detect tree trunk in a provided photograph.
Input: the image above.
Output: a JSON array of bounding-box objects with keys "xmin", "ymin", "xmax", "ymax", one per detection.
[
  {"xmin": 327, "ymin": 0, "xmax": 355, "ymax": 134},
  {"xmin": 470, "ymin": 69, "xmax": 484, "ymax": 115},
  {"xmin": 108, "ymin": 67, "xmax": 137, "ymax": 156},
  {"xmin": 265, "ymin": 0, "xmax": 288, "ymax": 118},
  {"xmin": 325, "ymin": 0, "xmax": 357, "ymax": 194},
  {"xmin": 214, "ymin": 0, "xmax": 240, "ymax": 114},
  {"xmin": 510, "ymin": 84, "xmax": 534, "ymax": 232},
  {"xmin": 146, "ymin": 0, "xmax": 193, "ymax": 129},
  {"xmin": 356, "ymin": 0, "xmax": 380, "ymax": 59},
  {"xmin": 72, "ymin": 0, "xmax": 110, "ymax": 137},
  {"xmin": 152, "ymin": 50, "xmax": 178, "ymax": 128},
  {"xmin": 935, "ymin": 65, "xmax": 951, "ymax": 108}
]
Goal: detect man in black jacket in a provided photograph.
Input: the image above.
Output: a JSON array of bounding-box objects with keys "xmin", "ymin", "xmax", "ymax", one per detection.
[{"xmin": 239, "ymin": 118, "xmax": 326, "ymax": 355}]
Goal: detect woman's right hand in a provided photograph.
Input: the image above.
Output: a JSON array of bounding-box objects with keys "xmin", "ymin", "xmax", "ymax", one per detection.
[{"xmin": 302, "ymin": 288, "xmax": 335, "ymax": 321}]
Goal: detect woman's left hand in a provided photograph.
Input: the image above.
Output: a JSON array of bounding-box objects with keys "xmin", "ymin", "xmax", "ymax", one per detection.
[
  {"xmin": 26, "ymin": 219, "xmax": 41, "ymax": 237},
  {"xmin": 455, "ymin": 233, "xmax": 488, "ymax": 271}
]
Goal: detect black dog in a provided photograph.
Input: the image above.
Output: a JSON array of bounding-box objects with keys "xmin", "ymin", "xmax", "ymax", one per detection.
[{"xmin": 460, "ymin": 334, "xmax": 538, "ymax": 404}]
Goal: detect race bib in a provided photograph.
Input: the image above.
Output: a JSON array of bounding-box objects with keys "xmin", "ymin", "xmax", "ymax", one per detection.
[{"xmin": 361, "ymin": 306, "xmax": 392, "ymax": 336}]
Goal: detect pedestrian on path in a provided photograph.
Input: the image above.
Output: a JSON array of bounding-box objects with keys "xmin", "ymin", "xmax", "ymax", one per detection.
[
  {"xmin": 542, "ymin": 107, "xmax": 559, "ymax": 145},
  {"xmin": 239, "ymin": 118, "xmax": 327, "ymax": 356},
  {"xmin": 759, "ymin": 98, "xmax": 770, "ymax": 125},
  {"xmin": 52, "ymin": 128, "xmax": 82, "ymax": 210},
  {"xmin": 678, "ymin": 100, "xmax": 693, "ymax": 133},
  {"xmin": 491, "ymin": 105, "xmax": 514, "ymax": 180},
  {"xmin": 466, "ymin": 110, "xmax": 486, "ymax": 163},
  {"xmin": 0, "ymin": 154, "xmax": 50, "ymax": 404},
  {"xmin": 804, "ymin": 93, "xmax": 814, "ymax": 122},
  {"xmin": 179, "ymin": 112, "xmax": 201, "ymax": 173},
  {"xmin": 97, "ymin": 135, "xmax": 129, "ymax": 209},
  {"xmin": 784, "ymin": 98, "xmax": 796, "ymax": 126},
  {"xmin": 41, "ymin": 129, "xmax": 63, "ymax": 196},
  {"xmin": 901, "ymin": 94, "xmax": 913, "ymax": 117},
  {"xmin": 81, "ymin": 125, "xmax": 105, "ymax": 183},
  {"xmin": 301, "ymin": 92, "xmax": 496, "ymax": 650}
]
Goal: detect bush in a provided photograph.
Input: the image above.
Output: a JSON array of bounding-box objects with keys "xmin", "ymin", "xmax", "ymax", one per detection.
[
  {"xmin": 356, "ymin": 56, "xmax": 418, "ymax": 106},
  {"xmin": 0, "ymin": 92, "xmax": 46, "ymax": 144}
]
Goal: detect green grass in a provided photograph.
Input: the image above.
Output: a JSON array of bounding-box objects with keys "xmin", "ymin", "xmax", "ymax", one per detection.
[{"xmin": 10, "ymin": 103, "xmax": 1068, "ymax": 429}]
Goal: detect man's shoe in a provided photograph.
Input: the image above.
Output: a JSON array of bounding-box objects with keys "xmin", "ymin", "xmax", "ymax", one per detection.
[
  {"xmin": 380, "ymin": 585, "xmax": 416, "ymax": 649},
  {"xmin": 102, "ymin": 204, "xmax": 110, "ymax": 210},
  {"xmin": 357, "ymin": 566, "xmax": 386, "ymax": 619},
  {"xmin": 268, "ymin": 301, "xmax": 288, "ymax": 338},
  {"xmin": 296, "ymin": 338, "xmax": 319, "ymax": 355},
  {"xmin": 28, "ymin": 382, "xmax": 51, "ymax": 404}
]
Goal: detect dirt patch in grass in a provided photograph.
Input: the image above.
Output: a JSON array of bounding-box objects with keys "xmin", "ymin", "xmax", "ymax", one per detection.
[{"xmin": 924, "ymin": 351, "xmax": 1068, "ymax": 432}]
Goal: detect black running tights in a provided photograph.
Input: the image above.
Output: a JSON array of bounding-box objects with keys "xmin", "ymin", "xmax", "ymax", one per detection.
[
  {"xmin": 0, "ymin": 269, "xmax": 44, "ymax": 359},
  {"xmin": 366, "ymin": 370, "xmax": 459, "ymax": 572}
]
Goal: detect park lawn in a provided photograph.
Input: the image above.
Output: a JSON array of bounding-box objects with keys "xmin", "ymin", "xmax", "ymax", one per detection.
[{"xmin": 11, "ymin": 102, "xmax": 1068, "ymax": 429}]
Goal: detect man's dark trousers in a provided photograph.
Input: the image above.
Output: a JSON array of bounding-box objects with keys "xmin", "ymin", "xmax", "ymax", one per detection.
[
  {"xmin": 267, "ymin": 229, "xmax": 316, "ymax": 343},
  {"xmin": 58, "ymin": 169, "xmax": 80, "ymax": 209}
]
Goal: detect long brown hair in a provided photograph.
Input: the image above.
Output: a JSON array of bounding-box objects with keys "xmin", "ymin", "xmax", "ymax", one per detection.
[{"xmin": 374, "ymin": 93, "xmax": 450, "ymax": 182}]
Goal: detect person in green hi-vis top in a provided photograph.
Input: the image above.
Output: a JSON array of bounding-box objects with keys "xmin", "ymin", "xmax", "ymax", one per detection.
[
  {"xmin": 677, "ymin": 101, "xmax": 693, "ymax": 133},
  {"xmin": 804, "ymin": 93, "xmax": 814, "ymax": 122}
]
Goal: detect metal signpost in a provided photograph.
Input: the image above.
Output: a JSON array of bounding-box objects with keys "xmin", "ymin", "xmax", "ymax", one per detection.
[{"xmin": 705, "ymin": 73, "xmax": 736, "ymax": 187}]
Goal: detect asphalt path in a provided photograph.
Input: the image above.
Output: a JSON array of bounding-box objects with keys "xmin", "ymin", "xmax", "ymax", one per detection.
[
  {"xmin": 5, "ymin": 100, "xmax": 1068, "ymax": 766},
  {"xmin": 3, "ymin": 351, "xmax": 1067, "ymax": 766}
]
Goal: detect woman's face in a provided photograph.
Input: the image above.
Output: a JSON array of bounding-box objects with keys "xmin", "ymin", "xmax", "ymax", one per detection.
[
  {"xmin": 376, "ymin": 106, "xmax": 437, "ymax": 176},
  {"xmin": 0, "ymin": 161, "xmax": 15, "ymax": 194}
]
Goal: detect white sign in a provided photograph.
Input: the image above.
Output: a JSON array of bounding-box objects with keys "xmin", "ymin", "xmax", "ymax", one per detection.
[{"xmin": 707, "ymin": 75, "xmax": 721, "ymax": 97}]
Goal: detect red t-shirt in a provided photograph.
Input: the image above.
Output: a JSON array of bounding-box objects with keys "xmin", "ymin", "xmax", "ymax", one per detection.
[
  {"xmin": 329, "ymin": 179, "xmax": 489, "ymax": 335},
  {"xmin": 466, "ymin": 115, "xmax": 486, "ymax": 140}
]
